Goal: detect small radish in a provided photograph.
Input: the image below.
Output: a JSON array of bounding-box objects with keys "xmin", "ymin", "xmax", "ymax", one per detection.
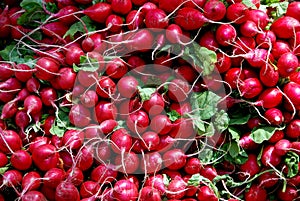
[
  {"xmin": 22, "ymin": 171, "xmax": 41, "ymax": 191},
  {"xmin": 11, "ymin": 150, "xmax": 32, "ymax": 171},
  {"xmin": 271, "ymin": 16, "xmax": 300, "ymax": 39},
  {"xmin": 32, "ymin": 144, "xmax": 59, "ymax": 172},
  {"xmin": 174, "ymin": 7, "xmax": 207, "ymax": 31},
  {"xmin": 55, "ymin": 182, "xmax": 80, "ymax": 201},
  {"xmin": 83, "ymin": 3, "xmax": 112, "ymax": 23}
]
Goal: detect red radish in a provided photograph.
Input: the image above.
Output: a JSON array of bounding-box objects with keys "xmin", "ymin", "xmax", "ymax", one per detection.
[
  {"xmin": 94, "ymin": 142, "xmax": 111, "ymax": 164},
  {"xmin": 150, "ymin": 114, "xmax": 172, "ymax": 135},
  {"xmin": 174, "ymin": 7, "xmax": 207, "ymax": 31},
  {"xmin": 105, "ymin": 58, "xmax": 128, "ymax": 79},
  {"xmin": 83, "ymin": 3, "xmax": 112, "ymax": 23},
  {"xmin": 111, "ymin": 128, "xmax": 133, "ymax": 153},
  {"xmin": 29, "ymin": 136, "xmax": 50, "ymax": 154},
  {"xmin": 111, "ymin": 0, "xmax": 132, "ymax": 15},
  {"xmin": 55, "ymin": 6, "xmax": 80, "ymax": 25},
  {"xmin": 197, "ymin": 186, "xmax": 218, "ymax": 201},
  {"xmin": 80, "ymin": 181, "xmax": 101, "ymax": 198},
  {"xmin": 2, "ymin": 169, "xmax": 23, "ymax": 187},
  {"xmin": 65, "ymin": 45, "xmax": 85, "ymax": 66},
  {"xmin": 258, "ymin": 169, "xmax": 279, "ymax": 188},
  {"xmin": 239, "ymin": 78, "xmax": 263, "ymax": 99},
  {"xmin": 66, "ymin": 167, "xmax": 84, "ymax": 186},
  {"xmin": 145, "ymin": 9, "xmax": 168, "ymax": 29},
  {"xmin": 76, "ymin": 146, "xmax": 94, "ymax": 171},
  {"xmin": 166, "ymin": 24, "xmax": 183, "ymax": 44},
  {"xmin": 42, "ymin": 21, "xmax": 68, "ymax": 40},
  {"xmin": 126, "ymin": 10, "xmax": 144, "ymax": 30},
  {"xmin": 238, "ymin": 154, "xmax": 260, "ymax": 180},
  {"xmin": 271, "ymin": 40, "xmax": 291, "ymax": 59},
  {"xmin": 216, "ymin": 24, "xmax": 237, "ymax": 46},
  {"xmin": 286, "ymin": 119, "xmax": 300, "ymax": 139},
  {"xmin": 81, "ymin": 37, "xmax": 95, "ymax": 52},
  {"xmin": 259, "ymin": 64, "xmax": 279, "ymax": 87},
  {"xmin": 0, "ymin": 152, "xmax": 8, "ymax": 167},
  {"xmin": 69, "ymin": 104, "xmax": 91, "ymax": 127},
  {"xmin": 117, "ymin": 76, "xmax": 139, "ymax": 98},
  {"xmin": 283, "ymin": 82, "xmax": 300, "ymax": 110},
  {"xmin": 0, "ymin": 129, "xmax": 22, "ymax": 154},
  {"xmin": 32, "ymin": 144, "xmax": 59, "ymax": 172},
  {"xmin": 256, "ymin": 88, "xmax": 282, "ymax": 108},
  {"xmin": 168, "ymin": 78, "xmax": 190, "ymax": 102},
  {"xmin": 55, "ymin": 182, "xmax": 80, "ymax": 201},
  {"xmin": 184, "ymin": 157, "xmax": 202, "ymax": 175},
  {"xmin": 21, "ymin": 191, "xmax": 47, "ymax": 201},
  {"xmin": 264, "ymin": 108, "xmax": 284, "ymax": 126},
  {"xmin": 62, "ymin": 129, "xmax": 84, "ymax": 150},
  {"xmin": 11, "ymin": 149, "xmax": 32, "ymax": 171},
  {"xmin": 91, "ymin": 164, "xmax": 118, "ymax": 184},
  {"xmin": 106, "ymin": 14, "xmax": 123, "ymax": 33},
  {"xmin": 261, "ymin": 145, "xmax": 281, "ymax": 167},
  {"xmin": 286, "ymin": 2, "xmax": 300, "ymax": 21},
  {"xmin": 166, "ymin": 176, "xmax": 187, "ymax": 199},
  {"xmin": 139, "ymin": 186, "xmax": 162, "ymax": 201},
  {"xmin": 0, "ymin": 7, "xmax": 11, "ymax": 38},
  {"xmin": 240, "ymin": 20, "xmax": 259, "ymax": 37},
  {"xmin": 277, "ymin": 185, "xmax": 298, "ymax": 201},
  {"xmin": 203, "ymin": 0, "xmax": 226, "ymax": 21},
  {"xmin": 198, "ymin": 31, "xmax": 219, "ymax": 51},
  {"xmin": 224, "ymin": 68, "xmax": 245, "ymax": 89},
  {"xmin": 75, "ymin": 0, "xmax": 92, "ymax": 4},
  {"xmin": 126, "ymin": 110, "xmax": 150, "ymax": 134},
  {"xmin": 113, "ymin": 179, "xmax": 138, "ymax": 201},
  {"xmin": 239, "ymin": 132, "xmax": 259, "ymax": 150},
  {"xmin": 96, "ymin": 76, "xmax": 116, "ymax": 98},
  {"xmin": 274, "ymin": 139, "xmax": 291, "ymax": 156},
  {"xmin": 163, "ymin": 149, "xmax": 186, "ymax": 170},
  {"xmin": 144, "ymin": 174, "xmax": 166, "ymax": 194},
  {"xmin": 0, "ymin": 77, "xmax": 22, "ymax": 93},
  {"xmin": 244, "ymin": 184, "xmax": 267, "ymax": 201},
  {"xmin": 215, "ymin": 53, "xmax": 231, "ymax": 73},
  {"xmin": 0, "ymin": 63, "xmax": 13, "ymax": 81},
  {"xmin": 245, "ymin": 9, "xmax": 269, "ymax": 29},
  {"xmin": 140, "ymin": 152, "xmax": 163, "ymax": 173},
  {"xmin": 57, "ymin": 67, "xmax": 77, "ymax": 90},
  {"xmin": 126, "ymin": 29, "xmax": 154, "ymax": 52},
  {"xmin": 41, "ymin": 185, "xmax": 56, "ymax": 201},
  {"xmin": 80, "ymin": 90, "xmax": 99, "ymax": 108},
  {"xmin": 141, "ymin": 131, "xmax": 160, "ymax": 151},
  {"xmin": 22, "ymin": 171, "xmax": 41, "ymax": 191},
  {"xmin": 114, "ymin": 152, "xmax": 139, "ymax": 173},
  {"xmin": 277, "ymin": 52, "xmax": 298, "ymax": 77},
  {"xmin": 271, "ymin": 16, "xmax": 300, "ymax": 39},
  {"xmin": 170, "ymin": 102, "xmax": 191, "ymax": 115},
  {"xmin": 40, "ymin": 87, "xmax": 57, "ymax": 107},
  {"xmin": 143, "ymin": 92, "xmax": 165, "ymax": 116},
  {"xmin": 14, "ymin": 64, "xmax": 34, "ymax": 82},
  {"xmin": 226, "ymin": 3, "xmax": 247, "ymax": 24},
  {"xmin": 158, "ymin": 0, "xmax": 183, "ymax": 13},
  {"xmin": 99, "ymin": 119, "xmax": 118, "ymax": 135},
  {"xmin": 43, "ymin": 168, "xmax": 66, "ymax": 189},
  {"xmin": 256, "ymin": 30, "xmax": 276, "ymax": 49},
  {"xmin": 35, "ymin": 57, "xmax": 60, "ymax": 81},
  {"xmin": 77, "ymin": 70, "xmax": 98, "ymax": 87},
  {"xmin": 95, "ymin": 101, "xmax": 117, "ymax": 123},
  {"xmin": 0, "ymin": 101, "xmax": 17, "ymax": 119},
  {"xmin": 26, "ymin": 77, "xmax": 40, "ymax": 93}
]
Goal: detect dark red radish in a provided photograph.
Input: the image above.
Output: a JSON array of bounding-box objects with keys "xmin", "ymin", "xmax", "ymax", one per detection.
[
  {"xmin": 22, "ymin": 171, "xmax": 41, "ymax": 191},
  {"xmin": 238, "ymin": 154, "xmax": 260, "ymax": 180},
  {"xmin": 114, "ymin": 152, "xmax": 139, "ymax": 174},
  {"xmin": 26, "ymin": 77, "xmax": 40, "ymax": 94},
  {"xmin": 126, "ymin": 110, "xmax": 150, "ymax": 134},
  {"xmin": 175, "ymin": 65, "xmax": 198, "ymax": 83},
  {"xmin": 271, "ymin": 16, "xmax": 300, "ymax": 39},
  {"xmin": 42, "ymin": 21, "xmax": 68, "ymax": 39},
  {"xmin": 0, "ymin": 129, "xmax": 22, "ymax": 154},
  {"xmin": 0, "ymin": 101, "xmax": 17, "ymax": 119},
  {"xmin": 256, "ymin": 30, "xmax": 276, "ymax": 49},
  {"xmin": 239, "ymin": 78, "xmax": 263, "ymax": 99},
  {"xmin": 170, "ymin": 102, "xmax": 192, "ymax": 116},
  {"xmin": 65, "ymin": 45, "xmax": 85, "ymax": 66},
  {"xmin": 258, "ymin": 169, "xmax": 279, "ymax": 188},
  {"xmin": 57, "ymin": 67, "xmax": 77, "ymax": 90},
  {"xmin": 216, "ymin": 24, "xmax": 237, "ymax": 46},
  {"xmin": 239, "ymin": 132, "xmax": 258, "ymax": 150},
  {"xmin": 168, "ymin": 78, "xmax": 190, "ymax": 102},
  {"xmin": 277, "ymin": 52, "xmax": 298, "ymax": 77},
  {"xmin": 55, "ymin": 182, "xmax": 80, "ymax": 201},
  {"xmin": 245, "ymin": 48, "xmax": 270, "ymax": 68},
  {"xmin": 69, "ymin": 104, "xmax": 91, "ymax": 127},
  {"xmin": 261, "ymin": 145, "xmax": 281, "ymax": 167},
  {"xmin": 55, "ymin": 6, "xmax": 80, "ymax": 25},
  {"xmin": 126, "ymin": 29, "xmax": 154, "ymax": 52},
  {"xmin": 11, "ymin": 149, "xmax": 32, "ymax": 171},
  {"xmin": 21, "ymin": 191, "xmax": 47, "ymax": 201},
  {"xmin": 140, "ymin": 152, "xmax": 163, "ymax": 173},
  {"xmin": 141, "ymin": 131, "xmax": 160, "ymax": 151},
  {"xmin": 0, "ymin": 77, "xmax": 22, "ymax": 93},
  {"xmin": 76, "ymin": 146, "xmax": 94, "ymax": 171},
  {"xmin": 159, "ymin": 0, "xmax": 183, "ymax": 13},
  {"xmin": 226, "ymin": 3, "xmax": 247, "ymax": 24},
  {"xmin": 110, "ymin": 128, "xmax": 133, "ymax": 153},
  {"xmin": 126, "ymin": 10, "xmax": 145, "ymax": 30},
  {"xmin": 272, "ymin": 40, "xmax": 291, "ymax": 59},
  {"xmin": 0, "ymin": 63, "xmax": 13, "ymax": 81},
  {"xmin": 283, "ymin": 82, "xmax": 300, "ymax": 111},
  {"xmin": 62, "ymin": 129, "xmax": 84, "ymax": 150},
  {"xmin": 244, "ymin": 184, "xmax": 267, "ymax": 201},
  {"xmin": 14, "ymin": 64, "xmax": 34, "ymax": 82},
  {"xmin": 2, "ymin": 169, "xmax": 23, "ymax": 187},
  {"xmin": 32, "ymin": 144, "xmax": 59, "ymax": 172},
  {"xmin": 80, "ymin": 181, "xmax": 101, "ymax": 198},
  {"xmin": 35, "ymin": 57, "xmax": 60, "ymax": 81},
  {"xmin": 74, "ymin": 0, "xmax": 92, "ymax": 4},
  {"xmin": 43, "ymin": 168, "xmax": 66, "ymax": 189},
  {"xmin": 96, "ymin": 76, "xmax": 116, "ymax": 98},
  {"xmin": 215, "ymin": 53, "xmax": 231, "ymax": 74},
  {"xmin": 105, "ymin": 58, "xmax": 128, "ymax": 79},
  {"xmin": 95, "ymin": 101, "xmax": 117, "ymax": 123},
  {"xmin": 203, "ymin": 0, "xmax": 226, "ymax": 21},
  {"xmin": 106, "ymin": 14, "xmax": 123, "ymax": 33},
  {"xmin": 94, "ymin": 142, "xmax": 111, "ymax": 164},
  {"xmin": 143, "ymin": 92, "xmax": 165, "ymax": 116},
  {"xmin": 80, "ymin": 90, "xmax": 98, "ymax": 108},
  {"xmin": 274, "ymin": 139, "xmax": 291, "ymax": 156},
  {"xmin": 117, "ymin": 76, "xmax": 139, "ymax": 98},
  {"xmin": 91, "ymin": 164, "xmax": 118, "ymax": 184},
  {"xmin": 286, "ymin": 119, "xmax": 300, "ymax": 139},
  {"xmin": 259, "ymin": 64, "xmax": 279, "ymax": 87},
  {"xmin": 245, "ymin": 9, "xmax": 269, "ymax": 29},
  {"xmin": 150, "ymin": 114, "xmax": 172, "ymax": 135},
  {"xmin": 113, "ymin": 179, "xmax": 138, "ymax": 201},
  {"xmin": 41, "ymin": 185, "xmax": 56, "ymax": 201},
  {"xmin": 66, "ymin": 167, "xmax": 84, "ymax": 186},
  {"xmin": 89, "ymin": 33, "xmax": 107, "ymax": 53},
  {"xmin": 163, "ymin": 149, "xmax": 186, "ymax": 170},
  {"xmin": 166, "ymin": 176, "xmax": 187, "ymax": 200},
  {"xmin": 256, "ymin": 88, "xmax": 282, "ymax": 109},
  {"xmin": 198, "ymin": 31, "xmax": 219, "ymax": 51},
  {"xmin": 81, "ymin": 37, "xmax": 95, "ymax": 52},
  {"xmin": 174, "ymin": 7, "xmax": 207, "ymax": 31},
  {"xmin": 83, "ymin": 3, "xmax": 112, "ymax": 23},
  {"xmin": 277, "ymin": 185, "xmax": 298, "ymax": 201},
  {"xmin": 77, "ymin": 70, "xmax": 98, "ymax": 87},
  {"xmin": 264, "ymin": 108, "xmax": 284, "ymax": 126},
  {"xmin": 28, "ymin": 136, "xmax": 50, "ymax": 154},
  {"xmin": 184, "ymin": 157, "xmax": 202, "ymax": 175},
  {"xmin": 144, "ymin": 9, "xmax": 168, "ymax": 29},
  {"xmin": 197, "ymin": 186, "xmax": 218, "ymax": 201},
  {"xmin": 0, "ymin": 152, "xmax": 8, "ymax": 167},
  {"xmin": 40, "ymin": 87, "xmax": 57, "ymax": 107},
  {"xmin": 139, "ymin": 186, "xmax": 162, "ymax": 201},
  {"xmin": 0, "ymin": 7, "xmax": 11, "ymax": 38},
  {"xmin": 111, "ymin": 0, "xmax": 132, "ymax": 15}
]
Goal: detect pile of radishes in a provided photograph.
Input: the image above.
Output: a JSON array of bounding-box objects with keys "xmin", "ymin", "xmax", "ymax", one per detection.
[{"xmin": 0, "ymin": 0, "xmax": 300, "ymax": 200}]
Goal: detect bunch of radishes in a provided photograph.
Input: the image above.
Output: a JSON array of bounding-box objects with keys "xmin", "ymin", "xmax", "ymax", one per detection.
[{"xmin": 1, "ymin": 0, "xmax": 300, "ymax": 200}]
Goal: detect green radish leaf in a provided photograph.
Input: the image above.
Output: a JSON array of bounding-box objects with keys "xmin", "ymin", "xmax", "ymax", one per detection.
[
  {"xmin": 138, "ymin": 87, "xmax": 156, "ymax": 102},
  {"xmin": 223, "ymin": 142, "xmax": 248, "ymax": 165},
  {"xmin": 73, "ymin": 55, "xmax": 99, "ymax": 72},
  {"xmin": 187, "ymin": 173, "xmax": 210, "ymax": 186},
  {"xmin": 284, "ymin": 151, "xmax": 299, "ymax": 178},
  {"xmin": 64, "ymin": 16, "xmax": 96, "ymax": 40},
  {"xmin": 228, "ymin": 126, "xmax": 241, "ymax": 141},
  {"xmin": 269, "ymin": 2, "xmax": 289, "ymax": 19},
  {"xmin": 250, "ymin": 126, "xmax": 278, "ymax": 144},
  {"xmin": 50, "ymin": 106, "xmax": 71, "ymax": 137},
  {"xmin": 213, "ymin": 110, "xmax": 229, "ymax": 133},
  {"xmin": 167, "ymin": 110, "xmax": 181, "ymax": 122},
  {"xmin": 46, "ymin": 2, "xmax": 58, "ymax": 13},
  {"xmin": 0, "ymin": 167, "xmax": 9, "ymax": 174},
  {"xmin": 242, "ymin": 0, "xmax": 257, "ymax": 8},
  {"xmin": 229, "ymin": 110, "xmax": 251, "ymax": 125}
]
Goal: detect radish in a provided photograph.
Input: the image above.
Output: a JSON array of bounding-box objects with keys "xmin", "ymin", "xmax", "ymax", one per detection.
[
  {"xmin": 150, "ymin": 114, "xmax": 173, "ymax": 135},
  {"xmin": 111, "ymin": 0, "xmax": 132, "ymax": 15},
  {"xmin": 261, "ymin": 145, "xmax": 281, "ymax": 167},
  {"xmin": 32, "ymin": 144, "xmax": 59, "ymax": 172},
  {"xmin": 94, "ymin": 142, "xmax": 112, "ymax": 164},
  {"xmin": 184, "ymin": 157, "xmax": 202, "ymax": 175},
  {"xmin": 163, "ymin": 149, "xmax": 186, "ymax": 170},
  {"xmin": 77, "ymin": 70, "xmax": 98, "ymax": 87},
  {"xmin": 256, "ymin": 88, "xmax": 282, "ymax": 108},
  {"xmin": 126, "ymin": 110, "xmax": 150, "ymax": 134},
  {"xmin": 106, "ymin": 14, "xmax": 123, "ymax": 33},
  {"xmin": 238, "ymin": 154, "xmax": 260, "ymax": 180},
  {"xmin": 79, "ymin": 181, "xmax": 101, "ymax": 198},
  {"xmin": 271, "ymin": 40, "xmax": 291, "ymax": 59},
  {"xmin": 226, "ymin": 3, "xmax": 247, "ymax": 24},
  {"xmin": 105, "ymin": 58, "xmax": 128, "ymax": 79},
  {"xmin": 21, "ymin": 191, "xmax": 47, "ymax": 201},
  {"xmin": 80, "ymin": 90, "xmax": 98, "ymax": 108},
  {"xmin": 239, "ymin": 78, "xmax": 263, "ymax": 99},
  {"xmin": 43, "ymin": 168, "xmax": 66, "ymax": 189},
  {"xmin": 143, "ymin": 92, "xmax": 165, "ymax": 116},
  {"xmin": 286, "ymin": 119, "xmax": 300, "ymax": 139},
  {"xmin": 0, "ymin": 152, "xmax": 8, "ymax": 167},
  {"xmin": 264, "ymin": 108, "xmax": 284, "ymax": 126},
  {"xmin": 141, "ymin": 131, "xmax": 160, "ymax": 151},
  {"xmin": 259, "ymin": 64, "xmax": 279, "ymax": 87},
  {"xmin": 274, "ymin": 139, "xmax": 291, "ymax": 156},
  {"xmin": 215, "ymin": 24, "xmax": 237, "ymax": 46},
  {"xmin": 111, "ymin": 128, "xmax": 133, "ymax": 153},
  {"xmin": 198, "ymin": 31, "xmax": 219, "ymax": 51},
  {"xmin": 126, "ymin": 10, "xmax": 145, "ymax": 30},
  {"xmin": 0, "ymin": 129, "xmax": 22, "ymax": 154},
  {"xmin": 197, "ymin": 186, "xmax": 218, "ymax": 201},
  {"xmin": 62, "ymin": 129, "xmax": 84, "ymax": 150},
  {"xmin": 55, "ymin": 182, "xmax": 80, "ymax": 201},
  {"xmin": 166, "ymin": 176, "xmax": 187, "ymax": 199},
  {"xmin": 113, "ymin": 179, "xmax": 138, "ymax": 201},
  {"xmin": 144, "ymin": 174, "xmax": 166, "ymax": 194},
  {"xmin": 91, "ymin": 164, "xmax": 118, "ymax": 184},
  {"xmin": 56, "ymin": 67, "xmax": 77, "ymax": 91},
  {"xmin": 10, "ymin": 150, "xmax": 32, "ymax": 171},
  {"xmin": 95, "ymin": 101, "xmax": 117, "ymax": 123},
  {"xmin": 244, "ymin": 184, "xmax": 267, "ymax": 201},
  {"xmin": 66, "ymin": 167, "xmax": 84, "ymax": 186},
  {"xmin": 28, "ymin": 136, "xmax": 50, "ymax": 154},
  {"xmin": 114, "ymin": 152, "xmax": 139, "ymax": 173},
  {"xmin": 174, "ymin": 7, "xmax": 207, "ymax": 31},
  {"xmin": 258, "ymin": 169, "xmax": 279, "ymax": 188},
  {"xmin": 35, "ymin": 57, "xmax": 60, "ymax": 81},
  {"xmin": 0, "ymin": 101, "xmax": 17, "ymax": 119},
  {"xmin": 26, "ymin": 77, "xmax": 40, "ymax": 93},
  {"xmin": 277, "ymin": 185, "xmax": 298, "ymax": 201},
  {"xmin": 255, "ymin": 30, "xmax": 276, "ymax": 49},
  {"xmin": 271, "ymin": 16, "xmax": 300, "ymax": 39},
  {"xmin": 140, "ymin": 152, "xmax": 163, "ymax": 173},
  {"xmin": 167, "ymin": 78, "xmax": 190, "ymax": 102},
  {"xmin": 283, "ymin": 82, "xmax": 300, "ymax": 111},
  {"xmin": 203, "ymin": 0, "xmax": 226, "ymax": 21},
  {"xmin": 83, "ymin": 3, "xmax": 112, "ymax": 23},
  {"xmin": 240, "ymin": 20, "xmax": 259, "ymax": 38},
  {"xmin": 22, "ymin": 171, "xmax": 41, "ymax": 191},
  {"xmin": 2, "ymin": 169, "xmax": 23, "ymax": 187},
  {"xmin": 126, "ymin": 29, "xmax": 154, "ymax": 52},
  {"xmin": 40, "ymin": 87, "xmax": 57, "ymax": 107},
  {"xmin": 0, "ymin": 6, "xmax": 11, "ymax": 38},
  {"xmin": 139, "ymin": 186, "xmax": 162, "ymax": 201},
  {"xmin": 159, "ymin": 0, "xmax": 183, "ymax": 13},
  {"xmin": 277, "ymin": 52, "xmax": 298, "ymax": 77},
  {"xmin": 65, "ymin": 45, "xmax": 85, "ymax": 66},
  {"xmin": 69, "ymin": 104, "xmax": 91, "ymax": 127},
  {"xmin": 55, "ymin": 6, "xmax": 80, "ymax": 25},
  {"xmin": 76, "ymin": 146, "xmax": 94, "ymax": 171},
  {"xmin": 245, "ymin": 9, "xmax": 269, "ymax": 29},
  {"xmin": 41, "ymin": 21, "xmax": 68, "ymax": 41},
  {"xmin": 145, "ymin": 9, "xmax": 169, "ymax": 29},
  {"xmin": 96, "ymin": 76, "xmax": 116, "ymax": 98},
  {"xmin": 14, "ymin": 64, "xmax": 34, "ymax": 82},
  {"xmin": 117, "ymin": 75, "xmax": 139, "ymax": 98}
]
